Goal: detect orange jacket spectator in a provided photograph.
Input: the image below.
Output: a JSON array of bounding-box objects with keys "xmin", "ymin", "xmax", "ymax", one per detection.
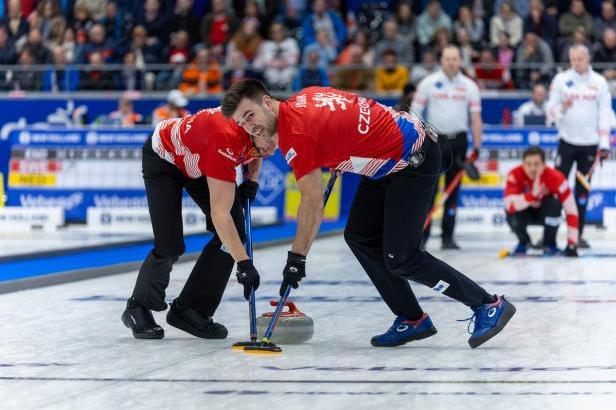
[
  {"xmin": 179, "ymin": 49, "xmax": 223, "ymax": 94},
  {"xmin": 151, "ymin": 90, "xmax": 191, "ymax": 125}
]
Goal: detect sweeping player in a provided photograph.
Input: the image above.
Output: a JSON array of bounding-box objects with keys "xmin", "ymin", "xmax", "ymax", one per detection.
[
  {"xmin": 121, "ymin": 107, "xmax": 262, "ymax": 339},
  {"xmin": 546, "ymin": 44, "xmax": 613, "ymax": 248},
  {"xmin": 412, "ymin": 45, "xmax": 484, "ymax": 250},
  {"xmin": 221, "ymin": 80, "xmax": 515, "ymax": 349},
  {"xmin": 504, "ymin": 146, "xmax": 579, "ymax": 256}
]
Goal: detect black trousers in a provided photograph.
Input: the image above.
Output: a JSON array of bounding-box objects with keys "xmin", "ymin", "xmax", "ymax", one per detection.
[
  {"xmin": 131, "ymin": 138, "xmax": 245, "ymax": 317},
  {"xmin": 344, "ymin": 139, "xmax": 491, "ymax": 321},
  {"xmin": 555, "ymin": 140, "xmax": 596, "ymax": 237},
  {"xmin": 506, "ymin": 196, "xmax": 562, "ymax": 247},
  {"xmin": 425, "ymin": 132, "xmax": 468, "ymax": 241}
]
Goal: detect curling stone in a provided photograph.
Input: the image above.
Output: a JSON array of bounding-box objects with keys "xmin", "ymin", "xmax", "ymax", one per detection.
[{"xmin": 256, "ymin": 300, "xmax": 313, "ymax": 344}]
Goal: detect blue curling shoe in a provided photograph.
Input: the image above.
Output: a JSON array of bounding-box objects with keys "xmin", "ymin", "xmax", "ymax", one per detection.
[
  {"xmin": 371, "ymin": 313, "xmax": 437, "ymax": 347},
  {"xmin": 465, "ymin": 295, "xmax": 516, "ymax": 349},
  {"xmin": 513, "ymin": 242, "xmax": 528, "ymax": 255},
  {"xmin": 543, "ymin": 244, "xmax": 563, "ymax": 256}
]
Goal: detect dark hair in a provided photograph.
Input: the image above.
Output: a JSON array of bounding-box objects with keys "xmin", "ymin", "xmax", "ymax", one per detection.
[
  {"xmin": 221, "ymin": 79, "xmax": 271, "ymax": 118},
  {"xmin": 383, "ymin": 48, "xmax": 398, "ymax": 58},
  {"xmin": 523, "ymin": 145, "xmax": 545, "ymax": 163}
]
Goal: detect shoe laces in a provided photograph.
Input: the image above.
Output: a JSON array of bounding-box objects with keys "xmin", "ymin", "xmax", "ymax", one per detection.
[{"xmin": 457, "ymin": 311, "xmax": 477, "ymax": 335}]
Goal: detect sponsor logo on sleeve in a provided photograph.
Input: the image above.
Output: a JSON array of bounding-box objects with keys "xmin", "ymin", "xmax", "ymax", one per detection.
[{"xmin": 285, "ymin": 148, "xmax": 297, "ymax": 164}]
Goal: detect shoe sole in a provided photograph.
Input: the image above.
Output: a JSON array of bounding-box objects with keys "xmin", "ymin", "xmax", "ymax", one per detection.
[
  {"xmin": 371, "ymin": 326, "xmax": 438, "ymax": 347},
  {"xmin": 166, "ymin": 309, "xmax": 228, "ymax": 339},
  {"xmin": 468, "ymin": 302, "xmax": 516, "ymax": 349},
  {"xmin": 121, "ymin": 311, "xmax": 164, "ymax": 340}
]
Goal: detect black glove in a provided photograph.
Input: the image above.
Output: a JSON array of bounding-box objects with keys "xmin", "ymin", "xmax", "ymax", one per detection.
[
  {"xmin": 236, "ymin": 259, "xmax": 260, "ymax": 300},
  {"xmin": 239, "ymin": 180, "xmax": 259, "ymax": 202},
  {"xmin": 279, "ymin": 252, "xmax": 306, "ymax": 296},
  {"xmin": 564, "ymin": 243, "xmax": 578, "ymax": 258},
  {"xmin": 598, "ymin": 149, "xmax": 610, "ymax": 165}
]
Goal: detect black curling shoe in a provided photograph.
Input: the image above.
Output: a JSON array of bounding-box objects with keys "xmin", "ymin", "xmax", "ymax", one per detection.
[
  {"xmin": 121, "ymin": 297, "xmax": 164, "ymax": 339},
  {"xmin": 166, "ymin": 299, "xmax": 228, "ymax": 339}
]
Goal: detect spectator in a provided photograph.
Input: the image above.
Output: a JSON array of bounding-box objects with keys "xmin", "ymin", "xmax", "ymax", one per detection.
[
  {"xmin": 168, "ymin": 30, "xmax": 191, "ymax": 64},
  {"xmin": 593, "ymin": 28, "xmax": 616, "ymax": 85},
  {"xmin": 494, "ymin": 32, "xmax": 515, "ymax": 69},
  {"xmin": 79, "ymin": 51, "xmax": 116, "ymax": 89},
  {"xmin": 131, "ymin": 25, "xmax": 162, "ymax": 65},
  {"xmin": 226, "ymin": 17, "xmax": 262, "ymax": 64},
  {"xmin": 515, "ymin": 31, "xmax": 554, "ymax": 89},
  {"xmin": 155, "ymin": 53, "xmax": 186, "ymax": 90},
  {"xmin": 431, "ymin": 26, "xmax": 452, "ymax": 58},
  {"xmin": 494, "ymin": 0, "xmax": 530, "ymax": 19},
  {"xmin": 337, "ymin": 30, "xmax": 374, "ymax": 66},
  {"xmin": 12, "ymin": 48, "xmax": 43, "ymax": 91},
  {"xmin": 45, "ymin": 14, "xmax": 68, "ymax": 49},
  {"xmin": 409, "ymin": 49, "xmax": 439, "ymax": 85},
  {"xmin": 558, "ymin": 0, "xmax": 592, "ymax": 39},
  {"xmin": 396, "ymin": 2, "xmax": 416, "ymax": 47},
  {"xmin": 302, "ymin": 27, "xmax": 337, "ymax": 68},
  {"xmin": 279, "ymin": 5, "xmax": 302, "ymax": 43},
  {"xmin": 243, "ymin": 0, "xmax": 270, "ymax": 39},
  {"xmin": 116, "ymin": 50, "xmax": 143, "ymax": 91},
  {"xmin": 223, "ymin": 49, "xmax": 264, "ymax": 89},
  {"xmin": 456, "ymin": 27, "xmax": 479, "ymax": 72},
  {"xmin": 301, "ymin": 0, "xmax": 346, "ymax": 50},
  {"xmin": 60, "ymin": 27, "xmax": 77, "ymax": 63},
  {"xmin": 200, "ymin": 0, "xmax": 238, "ymax": 55},
  {"xmin": 474, "ymin": 48, "xmax": 514, "ymax": 90},
  {"xmin": 513, "ymin": 83, "xmax": 548, "ymax": 126},
  {"xmin": 24, "ymin": 27, "xmax": 52, "ymax": 64},
  {"xmin": 375, "ymin": 19, "xmax": 413, "ymax": 66},
  {"xmin": 253, "ymin": 22, "xmax": 299, "ymax": 91},
  {"xmin": 0, "ymin": 25, "xmax": 17, "ymax": 64},
  {"xmin": 80, "ymin": 23, "xmax": 114, "ymax": 63},
  {"xmin": 559, "ymin": 26, "xmax": 592, "ymax": 62},
  {"xmin": 170, "ymin": 0, "xmax": 200, "ymax": 44},
  {"xmin": 394, "ymin": 83, "xmax": 416, "ymax": 111},
  {"xmin": 490, "ymin": 2, "xmax": 523, "ymax": 48},
  {"xmin": 98, "ymin": 97, "xmax": 144, "ymax": 127},
  {"xmin": 136, "ymin": 0, "xmax": 169, "ymax": 47},
  {"xmin": 72, "ymin": 2, "xmax": 94, "ymax": 45},
  {"xmin": 180, "ymin": 48, "xmax": 223, "ymax": 94},
  {"xmin": 293, "ymin": 49, "xmax": 329, "ymax": 91},
  {"xmin": 375, "ymin": 49, "xmax": 409, "ymax": 93},
  {"xmin": 32, "ymin": 0, "xmax": 65, "ymax": 41},
  {"xmin": 594, "ymin": 0, "xmax": 616, "ymax": 41},
  {"xmin": 416, "ymin": 0, "xmax": 452, "ymax": 50},
  {"xmin": 453, "ymin": 5, "xmax": 484, "ymax": 46},
  {"xmin": 524, "ymin": 0, "xmax": 558, "ymax": 51},
  {"xmin": 3, "ymin": 0, "xmax": 29, "ymax": 42},
  {"xmin": 334, "ymin": 44, "xmax": 372, "ymax": 91},
  {"xmin": 43, "ymin": 46, "xmax": 79, "ymax": 91},
  {"xmin": 151, "ymin": 89, "xmax": 190, "ymax": 125},
  {"xmin": 100, "ymin": 2, "xmax": 127, "ymax": 47},
  {"xmin": 75, "ymin": 0, "xmax": 107, "ymax": 22}
]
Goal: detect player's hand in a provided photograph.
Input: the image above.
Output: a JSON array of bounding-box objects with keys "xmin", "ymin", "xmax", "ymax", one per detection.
[
  {"xmin": 598, "ymin": 149, "xmax": 610, "ymax": 165},
  {"xmin": 564, "ymin": 243, "xmax": 578, "ymax": 257},
  {"xmin": 279, "ymin": 252, "xmax": 306, "ymax": 296},
  {"xmin": 468, "ymin": 147, "xmax": 480, "ymax": 163},
  {"xmin": 239, "ymin": 180, "xmax": 259, "ymax": 202},
  {"xmin": 561, "ymin": 98, "xmax": 573, "ymax": 112},
  {"xmin": 236, "ymin": 259, "xmax": 260, "ymax": 300}
]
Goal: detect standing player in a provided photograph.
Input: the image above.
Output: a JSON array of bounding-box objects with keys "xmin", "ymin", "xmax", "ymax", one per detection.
[
  {"xmin": 504, "ymin": 146, "xmax": 578, "ymax": 256},
  {"xmin": 221, "ymin": 80, "xmax": 515, "ymax": 349},
  {"xmin": 121, "ymin": 107, "xmax": 262, "ymax": 340},
  {"xmin": 411, "ymin": 45, "xmax": 483, "ymax": 250},
  {"xmin": 546, "ymin": 44, "xmax": 612, "ymax": 248}
]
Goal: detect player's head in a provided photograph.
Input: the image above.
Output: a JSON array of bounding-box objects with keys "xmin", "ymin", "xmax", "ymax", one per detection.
[
  {"xmin": 440, "ymin": 45, "xmax": 461, "ymax": 77},
  {"xmin": 569, "ymin": 44, "xmax": 590, "ymax": 74},
  {"xmin": 522, "ymin": 146, "xmax": 545, "ymax": 179},
  {"xmin": 222, "ymin": 79, "xmax": 279, "ymax": 157},
  {"xmin": 532, "ymin": 83, "xmax": 547, "ymax": 105}
]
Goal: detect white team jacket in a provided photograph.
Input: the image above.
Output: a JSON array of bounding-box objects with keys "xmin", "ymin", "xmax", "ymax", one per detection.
[{"xmin": 546, "ymin": 68, "xmax": 612, "ymax": 149}]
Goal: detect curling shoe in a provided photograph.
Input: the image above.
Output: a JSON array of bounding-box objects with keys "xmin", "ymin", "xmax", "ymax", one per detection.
[
  {"xmin": 466, "ymin": 295, "xmax": 516, "ymax": 348},
  {"xmin": 512, "ymin": 242, "xmax": 528, "ymax": 255},
  {"xmin": 166, "ymin": 299, "xmax": 228, "ymax": 339},
  {"xmin": 371, "ymin": 313, "xmax": 437, "ymax": 347},
  {"xmin": 543, "ymin": 244, "xmax": 563, "ymax": 256},
  {"xmin": 442, "ymin": 238, "xmax": 460, "ymax": 250},
  {"xmin": 121, "ymin": 297, "xmax": 164, "ymax": 339}
]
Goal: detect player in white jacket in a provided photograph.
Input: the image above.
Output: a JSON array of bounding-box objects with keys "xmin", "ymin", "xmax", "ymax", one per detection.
[{"xmin": 546, "ymin": 44, "xmax": 612, "ymax": 248}]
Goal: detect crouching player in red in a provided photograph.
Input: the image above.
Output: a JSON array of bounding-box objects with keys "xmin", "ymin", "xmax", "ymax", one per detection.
[
  {"xmin": 221, "ymin": 80, "xmax": 516, "ymax": 348},
  {"xmin": 121, "ymin": 107, "xmax": 262, "ymax": 339},
  {"xmin": 504, "ymin": 146, "xmax": 579, "ymax": 257}
]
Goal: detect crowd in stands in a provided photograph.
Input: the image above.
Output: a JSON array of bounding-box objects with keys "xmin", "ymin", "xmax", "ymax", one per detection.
[{"xmin": 0, "ymin": 0, "xmax": 614, "ymax": 94}]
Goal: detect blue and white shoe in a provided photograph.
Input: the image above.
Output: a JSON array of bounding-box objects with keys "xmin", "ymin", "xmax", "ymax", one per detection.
[
  {"xmin": 370, "ymin": 313, "xmax": 437, "ymax": 347},
  {"xmin": 543, "ymin": 244, "xmax": 563, "ymax": 256},
  {"xmin": 465, "ymin": 295, "xmax": 516, "ymax": 348}
]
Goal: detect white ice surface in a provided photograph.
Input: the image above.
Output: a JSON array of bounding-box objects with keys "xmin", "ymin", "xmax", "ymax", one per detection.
[{"xmin": 1, "ymin": 230, "xmax": 616, "ymax": 409}]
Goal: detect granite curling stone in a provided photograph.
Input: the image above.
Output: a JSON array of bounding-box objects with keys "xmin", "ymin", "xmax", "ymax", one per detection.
[{"xmin": 256, "ymin": 300, "xmax": 313, "ymax": 344}]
